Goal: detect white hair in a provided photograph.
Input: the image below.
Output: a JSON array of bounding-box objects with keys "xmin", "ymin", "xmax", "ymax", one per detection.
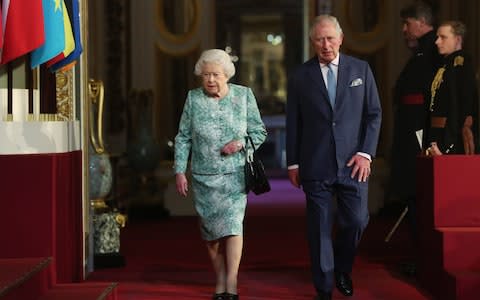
[
  {"xmin": 309, "ymin": 15, "xmax": 343, "ymax": 39},
  {"xmin": 194, "ymin": 49, "xmax": 236, "ymax": 79}
]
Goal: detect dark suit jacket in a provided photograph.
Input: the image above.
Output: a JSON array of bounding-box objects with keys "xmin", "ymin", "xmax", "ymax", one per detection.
[{"xmin": 286, "ymin": 54, "xmax": 382, "ymax": 182}]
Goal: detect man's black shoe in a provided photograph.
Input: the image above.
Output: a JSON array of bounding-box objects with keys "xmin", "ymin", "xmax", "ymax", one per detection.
[
  {"xmin": 400, "ymin": 261, "xmax": 417, "ymax": 277},
  {"xmin": 315, "ymin": 291, "xmax": 332, "ymax": 300},
  {"xmin": 335, "ymin": 272, "xmax": 353, "ymax": 296}
]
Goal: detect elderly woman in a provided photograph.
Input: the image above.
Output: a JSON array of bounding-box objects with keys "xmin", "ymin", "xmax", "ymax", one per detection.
[{"xmin": 174, "ymin": 49, "xmax": 267, "ymax": 300}]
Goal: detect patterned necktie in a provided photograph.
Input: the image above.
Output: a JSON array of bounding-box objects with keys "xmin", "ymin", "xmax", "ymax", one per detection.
[{"xmin": 327, "ymin": 64, "xmax": 336, "ymax": 106}]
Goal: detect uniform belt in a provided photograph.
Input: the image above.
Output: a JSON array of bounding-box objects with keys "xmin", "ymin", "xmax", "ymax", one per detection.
[
  {"xmin": 401, "ymin": 93, "xmax": 424, "ymax": 104},
  {"xmin": 431, "ymin": 117, "xmax": 447, "ymax": 128}
]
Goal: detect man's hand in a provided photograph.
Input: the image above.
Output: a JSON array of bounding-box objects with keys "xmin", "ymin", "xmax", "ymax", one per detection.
[
  {"xmin": 347, "ymin": 154, "xmax": 371, "ymax": 182},
  {"xmin": 176, "ymin": 173, "xmax": 188, "ymax": 197},
  {"xmin": 288, "ymin": 168, "xmax": 301, "ymax": 188},
  {"xmin": 463, "ymin": 116, "xmax": 475, "ymax": 155},
  {"xmin": 426, "ymin": 142, "xmax": 442, "ymax": 156},
  {"xmin": 463, "ymin": 126, "xmax": 475, "ymax": 154}
]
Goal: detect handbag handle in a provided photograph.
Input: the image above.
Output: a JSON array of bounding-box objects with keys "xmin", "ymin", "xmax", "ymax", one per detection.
[
  {"xmin": 246, "ymin": 135, "xmax": 257, "ymax": 152},
  {"xmin": 244, "ymin": 135, "xmax": 257, "ymax": 162}
]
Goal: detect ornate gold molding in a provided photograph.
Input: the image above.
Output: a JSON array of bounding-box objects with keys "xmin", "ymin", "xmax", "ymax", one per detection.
[
  {"xmin": 56, "ymin": 69, "xmax": 74, "ymax": 121},
  {"xmin": 155, "ymin": 0, "xmax": 202, "ymax": 55},
  {"xmin": 336, "ymin": 0, "xmax": 391, "ymax": 54},
  {"xmin": 88, "ymin": 79, "xmax": 106, "ymax": 154}
]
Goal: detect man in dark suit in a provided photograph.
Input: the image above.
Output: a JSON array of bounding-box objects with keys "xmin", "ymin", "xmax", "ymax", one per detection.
[
  {"xmin": 286, "ymin": 15, "xmax": 382, "ymax": 300},
  {"xmin": 389, "ymin": 4, "xmax": 441, "ymax": 275}
]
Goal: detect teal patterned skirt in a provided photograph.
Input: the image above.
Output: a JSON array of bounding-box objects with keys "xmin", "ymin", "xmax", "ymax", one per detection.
[{"xmin": 191, "ymin": 171, "xmax": 247, "ymax": 241}]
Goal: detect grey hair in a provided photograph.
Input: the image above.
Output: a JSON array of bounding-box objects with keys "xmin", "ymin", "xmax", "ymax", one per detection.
[
  {"xmin": 400, "ymin": 2, "xmax": 435, "ymax": 26},
  {"xmin": 309, "ymin": 15, "xmax": 343, "ymax": 39},
  {"xmin": 194, "ymin": 49, "xmax": 236, "ymax": 79}
]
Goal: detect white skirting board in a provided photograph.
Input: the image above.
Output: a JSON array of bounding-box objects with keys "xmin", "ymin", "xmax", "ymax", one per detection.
[{"xmin": 0, "ymin": 120, "xmax": 81, "ymax": 154}]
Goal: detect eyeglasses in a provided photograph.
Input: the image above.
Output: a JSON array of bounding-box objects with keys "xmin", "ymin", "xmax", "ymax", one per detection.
[{"xmin": 201, "ymin": 72, "xmax": 224, "ymax": 79}]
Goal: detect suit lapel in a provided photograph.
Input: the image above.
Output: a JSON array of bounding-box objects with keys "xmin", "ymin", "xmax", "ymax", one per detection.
[
  {"xmin": 306, "ymin": 58, "xmax": 329, "ymax": 101},
  {"xmin": 336, "ymin": 54, "xmax": 351, "ymax": 108}
]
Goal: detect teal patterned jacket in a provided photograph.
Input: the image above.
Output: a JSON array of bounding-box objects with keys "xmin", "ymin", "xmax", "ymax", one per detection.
[{"xmin": 175, "ymin": 84, "xmax": 267, "ymax": 175}]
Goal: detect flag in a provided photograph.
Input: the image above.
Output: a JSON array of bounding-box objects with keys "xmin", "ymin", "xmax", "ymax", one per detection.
[
  {"xmin": 46, "ymin": 0, "xmax": 74, "ymax": 68},
  {"xmin": 31, "ymin": 0, "xmax": 65, "ymax": 68},
  {"xmin": 51, "ymin": 0, "xmax": 83, "ymax": 71},
  {"xmin": 56, "ymin": 61, "xmax": 76, "ymax": 72},
  {"xmin": 1, "ymin": 0, "xmax": 45, "ymax": 64}
]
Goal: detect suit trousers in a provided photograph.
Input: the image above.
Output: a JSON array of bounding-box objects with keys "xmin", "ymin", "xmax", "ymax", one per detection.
[{"xmin": 302, "ymin": 175, "xmax": 369, "ymax": 293}]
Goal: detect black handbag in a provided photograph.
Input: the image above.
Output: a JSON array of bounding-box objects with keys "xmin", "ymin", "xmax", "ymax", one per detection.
[{"xmin": 244, "ymin": 136, "xmax": 271, "ymax": 195}]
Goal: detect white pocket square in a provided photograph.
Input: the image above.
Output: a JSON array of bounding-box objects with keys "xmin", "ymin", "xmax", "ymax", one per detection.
[{"xmin": 349, "ymin": 78, "xmax": 363, "ymax": 87}]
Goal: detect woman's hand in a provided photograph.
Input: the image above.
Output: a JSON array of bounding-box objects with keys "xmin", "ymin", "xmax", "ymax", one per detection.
[
  {"xmin": 176, "ymin": 173, "xmax": 188, "ymax": 197},
  {"xmin": 221, "ymin": 140, "xmax": 243, "ymax": 155},
  {"xmin": 347, "ymin": 154, "xmax": 371, "ymax": 182}
]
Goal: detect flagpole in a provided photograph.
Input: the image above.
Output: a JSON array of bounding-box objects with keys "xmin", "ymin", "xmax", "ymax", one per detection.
[
  {"xmin": 27, "ymin": 56, "xmax": 33, "ymax": 114},
  {"xmin": 7, "ymin": 62, "xmax": 12, "ymax": 115}
]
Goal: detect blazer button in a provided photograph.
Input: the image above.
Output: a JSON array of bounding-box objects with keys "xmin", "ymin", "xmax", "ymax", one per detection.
[{"xmin": 332, "ymin": 122, "xmax": 336, "ymax": 126}]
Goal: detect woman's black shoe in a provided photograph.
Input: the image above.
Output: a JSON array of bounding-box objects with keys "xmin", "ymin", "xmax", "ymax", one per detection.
[
  {"xmin": 223, "ymin": 293, "xmax": 239, "ymax": 300},
  {"xmin": 212, "ymin": 293, "xmax": 225, "ymax": 300}
]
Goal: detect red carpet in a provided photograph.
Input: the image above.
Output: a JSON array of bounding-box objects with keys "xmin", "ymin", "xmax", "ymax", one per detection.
[{"xmin": 88, "ymin": 179, "xmax": 434, "ymax": 299}]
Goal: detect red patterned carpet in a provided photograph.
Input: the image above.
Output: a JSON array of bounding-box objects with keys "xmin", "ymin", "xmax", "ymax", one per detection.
[{"xmin": 88, "ymin": 179, "xmax": 434, "ymax": 300}]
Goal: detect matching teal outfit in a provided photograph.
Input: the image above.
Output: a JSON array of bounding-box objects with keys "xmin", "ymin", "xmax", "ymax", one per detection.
[{"xmin": 175, "ymin": 84, "xmax": 267, "ymax": 240}]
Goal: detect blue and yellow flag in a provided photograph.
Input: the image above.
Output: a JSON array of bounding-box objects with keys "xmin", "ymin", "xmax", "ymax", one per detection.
[
  {"xmin": 31, "ymin": 0, "xmax": 65, "ymax": 68},
  {"xmin": 47, "ymin": 0, "xmax": 75, "ymax": 67},
  {"xmin": 51, "ymin": 0, "xmax": 83, "ymax": 71}
]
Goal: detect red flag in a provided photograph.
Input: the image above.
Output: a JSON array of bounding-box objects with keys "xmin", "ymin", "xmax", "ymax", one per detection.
[{"xmin": 1, "ymin": 0, "xmax": 45, "ymax": 64}]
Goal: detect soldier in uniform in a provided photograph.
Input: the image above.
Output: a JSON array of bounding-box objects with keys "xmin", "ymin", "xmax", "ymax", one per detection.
[
  {"xmin": 389, "ymin": 3, "xmax": 441, "ymax": 269},
  {"xmin": 427, "ymin": 21, "xmax": 479, "ymax": 156}
]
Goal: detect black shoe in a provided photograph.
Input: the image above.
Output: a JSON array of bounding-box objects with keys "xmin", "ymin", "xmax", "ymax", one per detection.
[
  {"xmin": 315, "ymin": 291, "xmax": 332, "ymax": 300},
  {"xmin": 223, "ymin": 293, "xmax": 239, "ymax": 300},
  {"xmin": 335, "ymin": 272, "xmax": 353, "ymax": 296},
  {"xmin": 212, "ymin": 293, "xmax": 225, "ymax": 300},
  {"xmin": 400, "ymin": 261, "xmax": 417, "ymax": 277}
]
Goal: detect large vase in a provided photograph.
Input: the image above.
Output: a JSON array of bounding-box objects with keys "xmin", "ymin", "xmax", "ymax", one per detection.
[
  {"xmin": 88, "ymin": 79, "xmax": 113, "ymax": 206},
  {"xmin": 126, "ymin": 90, "xmax": 160, "ymax": 173},
  {"xmin": 89, "ymin": 151, "xmax": 113, "ymax": 200}
]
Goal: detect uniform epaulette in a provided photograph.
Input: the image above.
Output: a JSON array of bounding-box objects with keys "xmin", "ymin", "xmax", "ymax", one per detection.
[{"xmin": 454, "ymin": 55, "xmax": 464, "ymax": 67}]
